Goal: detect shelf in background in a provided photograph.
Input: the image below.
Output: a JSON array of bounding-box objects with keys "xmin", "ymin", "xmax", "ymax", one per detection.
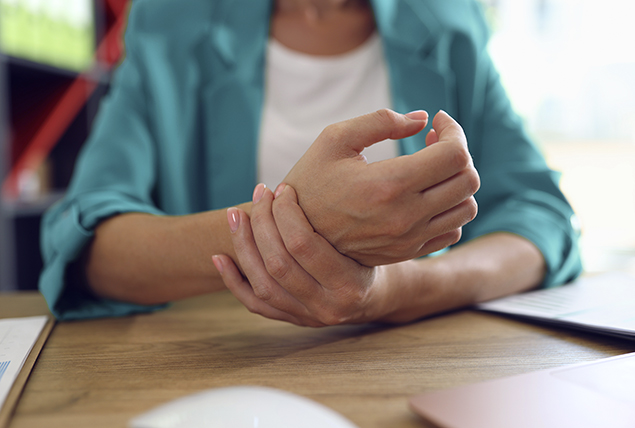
[
  {"xmin": 0, "ymin": 53, "xmax": 112, "ymax": 85},
  {"xmin": 1, "ymin": 191, "xmax": 65, "ymax": 217},
  {"xmin": 0, "ymin": 0, "xmax": 130, "ymax": 291}
]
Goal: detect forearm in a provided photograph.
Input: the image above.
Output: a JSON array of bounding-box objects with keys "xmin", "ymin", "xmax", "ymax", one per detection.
[
  {"xmin": 379, "ymin": 233, "xmax": 546, "ymax": 323},
  {"xmin": 85, "ymin": 203, "xmax": 251, "ymax": 305}
]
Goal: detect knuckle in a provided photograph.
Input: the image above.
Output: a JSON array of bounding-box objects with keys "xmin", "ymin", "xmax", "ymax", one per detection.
[
  {"xmin": 316, "ymin": 287, "xmax": 366, "ymax": 326},
  {"xmin": 374, "ymin": 109, "xmax": 401, "ymax": 138},
  {"xmin": 385, "ymin": 214, "xmax": 411, "ymax": 239},
  {"xmin": 448, "ymin": 144, "xmax": 471, "ymax": 171},
  {"xmin": 263, "ymin": 254, "xmax": 291, "ymax": 281},
  {"xmin": 376, "ymin": 108, "xmax": 398, "ymax": 124},
  {"xmin": 369, "ymin": 180, "xmax": 399, "ymax": 206},
  {"xmin": 466, "ymin": 168, "xmax": 481, "ymax": 194},
  {"xmin": 323, "ymin": 123, "xmax": 345, "ymax": 142},
  {"xmin": 252, "ymin": 283, "xmax": 275, "ymax": 303},
  {"xmin": 318, "ymin": 310, "xmax": 346, "ymax": 326},
  {"xmin": 448, "ymin": 228, "xmax": 462, "ymax": 245},
  {"xmin": 286, "ymin": 233, "xmax": 315, "ymax": 260},
  {"xmin": 466, "ymin": 197, "xmax": 478, "ymax": 221}
]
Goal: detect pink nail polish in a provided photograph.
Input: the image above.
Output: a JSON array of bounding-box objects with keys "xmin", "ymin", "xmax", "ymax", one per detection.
[
  {"xmin": 253, "ymin": 183, "xmax": 266, "ymax": 204},
  {"xmin": 274, "ymin": 183, "xmax": 286, "ymax": 199},
  {"xmin": 212, "ymin": 255, "xmax": 224, "ymax": 274},
  {"xmin": 227, "ymin": 208, "xmax": 240, "ymax": 233},
  {"xmin": 405, "ymin": 110, "xmax": 428, "ymax": 121}
]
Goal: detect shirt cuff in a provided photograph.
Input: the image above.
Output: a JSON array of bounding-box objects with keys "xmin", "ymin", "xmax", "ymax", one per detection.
[
  {"xmin": 464, "ymin": 198, "xmax": 583, "ymax": 288},
  {"xmin": 40, "ymin": 191, "xmax": 168, "ymax": 320}
]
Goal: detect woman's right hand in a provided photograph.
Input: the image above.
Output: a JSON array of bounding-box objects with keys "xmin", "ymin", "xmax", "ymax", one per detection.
[{"xmin": 283, "ymin": 109, "xmax": 480, "ymax": 266}]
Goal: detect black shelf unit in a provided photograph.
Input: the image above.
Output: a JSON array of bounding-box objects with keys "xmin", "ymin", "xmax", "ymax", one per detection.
[{"xmin": 0, "ymin": 1, "xmax": 126, "ymax": 291}]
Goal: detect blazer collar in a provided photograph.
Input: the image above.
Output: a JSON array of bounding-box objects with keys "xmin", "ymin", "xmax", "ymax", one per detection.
[
  {"xmin": 371, "ymin": 0, "xmax": 440, "ymax": 60},
  {"xmin": 207, "ymin": 0, "xmax": 273, "ymax": 68},
  {"xmin": 209, "ymin": 0, "xmax": 439, "ymax": 67}
]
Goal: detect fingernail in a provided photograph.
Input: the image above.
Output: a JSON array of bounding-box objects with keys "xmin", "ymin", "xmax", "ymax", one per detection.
[
  {"xmin": 212, "ymin": 255, "xmax": 224, "ymax": 275},
  {"xmin": 405, "ymin": 110, "xmax": 428, "ymax": 121},
  {"xmin": 253, "ymin": 183, "xmax": 266, "ymax": 204},
  {"xmin": 227, "ymin": 207, "xmax": 240, "ymax": 233},
  {"xmin": 274, "ymin": 183, "xmax": 286, "ymax": 199}
]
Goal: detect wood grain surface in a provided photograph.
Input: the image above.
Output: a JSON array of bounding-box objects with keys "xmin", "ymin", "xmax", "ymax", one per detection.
[{"xmin": 2, "ymin": 291, "xmax": 633, "ymax": 428}]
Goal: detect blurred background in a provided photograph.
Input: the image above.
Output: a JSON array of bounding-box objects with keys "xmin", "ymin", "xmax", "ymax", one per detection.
[
  {"xmin": 0, "ymin": 0, "xmax": 128, "ymax": 291},
  {"xmin": 1, "ymin": 0, "xmax": 634, "ymax": 291},
  {"xmin": 480, "ymin": 0, "xmax": 635, "ymax": 274}
]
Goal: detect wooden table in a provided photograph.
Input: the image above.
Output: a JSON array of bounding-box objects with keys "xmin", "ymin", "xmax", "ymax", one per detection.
[{"xmin": 2, "ymin": 291, "xmax": 634, "ymax": 428}]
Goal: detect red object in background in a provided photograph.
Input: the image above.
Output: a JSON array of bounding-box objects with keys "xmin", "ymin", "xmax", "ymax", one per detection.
[
  {"xmin": 101, "ymin": 0, "xmax": 130, "ymax": 66},
  {"xmin": 1, "ymin": 0, "xmax": 130, "ymax": 199}
]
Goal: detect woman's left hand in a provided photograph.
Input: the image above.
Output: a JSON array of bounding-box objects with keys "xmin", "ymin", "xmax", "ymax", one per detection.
[{"xmin": 212, "ymin": 184, "xmax": 393, "ymax": 327}]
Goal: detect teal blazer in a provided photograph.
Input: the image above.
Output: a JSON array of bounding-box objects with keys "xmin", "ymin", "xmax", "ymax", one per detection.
[{"xmin": 40, "ymin": 0, "xmax": 582, "ymax": 320}]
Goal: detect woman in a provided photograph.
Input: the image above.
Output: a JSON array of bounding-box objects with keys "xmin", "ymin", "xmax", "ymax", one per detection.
[{"xmin": 40, "ymin": 0, "xmax": 581, "ymax": 323}]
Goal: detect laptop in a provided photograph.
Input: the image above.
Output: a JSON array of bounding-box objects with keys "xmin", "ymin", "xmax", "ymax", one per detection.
[
  {"xmin": 476, "ymin": 272, "xmax": 635, "ymax": 340},
  {"xmin": 409, "ymin": 352, "xmax": 635, "ymax": 428}
]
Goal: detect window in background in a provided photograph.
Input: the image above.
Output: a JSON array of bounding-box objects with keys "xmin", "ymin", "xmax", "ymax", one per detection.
[
  {"xmin": 0, "ymin": 0, "xmax": 95, "ymax": 71},
  {"xmin": 481, "ymin": 0, "xmax": 635, "ymax": 274}
]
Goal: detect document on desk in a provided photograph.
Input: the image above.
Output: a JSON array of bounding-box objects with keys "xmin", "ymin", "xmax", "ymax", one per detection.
[
  {"xmin": 0, "ymin": 316, "xmax": 49, "ymax": 412},
  {"xmin": 476, "ymin": 272, "xmax": 635, "ymax": 340}
]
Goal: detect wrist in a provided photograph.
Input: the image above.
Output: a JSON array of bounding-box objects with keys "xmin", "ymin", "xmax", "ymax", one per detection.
[{"xmin": 372, "ymin": 258, "xmax": 442, "ymax": 323}]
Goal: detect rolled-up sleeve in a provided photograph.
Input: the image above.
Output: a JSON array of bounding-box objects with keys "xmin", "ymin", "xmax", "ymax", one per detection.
[
  {"xmin": 39, "ymin": 5, "xmax": 168, "ymax": 320},
  {"xmin": 458, "ymin": 7, "xmax": 582, "ymax": 288}
]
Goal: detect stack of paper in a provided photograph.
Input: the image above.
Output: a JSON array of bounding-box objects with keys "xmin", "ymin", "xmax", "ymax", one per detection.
[
  {"xmin": 477, "ymin": 272, "xmax": 635, "ymax": 340},
  {"xmin": 0, "ymin": 316, "xmax": 48, "ymax": 412}
]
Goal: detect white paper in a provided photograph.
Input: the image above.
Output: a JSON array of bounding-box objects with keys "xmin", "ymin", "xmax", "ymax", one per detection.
[
  {"xmin": 0, "ymin": 316, "xmax": 49, "ymax": 412},
  {"xmin": 476, "ymin": 272, "xmax": 635, "ymax": 339}
]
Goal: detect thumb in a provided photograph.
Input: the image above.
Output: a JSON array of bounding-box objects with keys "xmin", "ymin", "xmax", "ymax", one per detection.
[
  {"xmin": 326, "ymin": 108, "xmax": 428, "ymax": 156},
  {"xmin": 432, "ymin": 110, "xmax": 468, "ymax": 148}
]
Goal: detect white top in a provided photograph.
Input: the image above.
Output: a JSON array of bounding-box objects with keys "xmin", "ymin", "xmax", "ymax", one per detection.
[{"xmin": 257, "ymin": 32, "xmax": 398, "ymax": 190}]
